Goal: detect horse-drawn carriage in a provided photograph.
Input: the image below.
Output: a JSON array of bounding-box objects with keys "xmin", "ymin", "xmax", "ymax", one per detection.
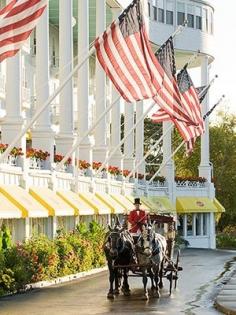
[{"xmin": 104, "ymin": 213, "xmax": 183, "ymax": 300}]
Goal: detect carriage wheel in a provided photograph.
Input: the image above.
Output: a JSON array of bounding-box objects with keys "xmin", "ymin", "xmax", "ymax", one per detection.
[{"xmin": 174, "ymin": 250, "xmax": 180, "ymax": 289}]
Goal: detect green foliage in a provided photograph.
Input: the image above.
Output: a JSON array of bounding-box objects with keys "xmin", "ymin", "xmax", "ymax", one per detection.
[
  {"xmin": 216, "ymin": 225, "xmax": 236, "ymax": 249},
  {"xmin": 0, "ymin": 221, "xmax": 106, "ymax": 296},
  {"xmin": 0, "ymin": 225, "xmax": 12, "ymax": 251},
  {"xmin": 174, "ymin": 111, "xmax": 236, "ymax": 230}
]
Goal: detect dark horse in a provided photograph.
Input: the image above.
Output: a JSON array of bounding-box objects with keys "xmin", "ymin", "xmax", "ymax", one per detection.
[
  {"xmin": 135, "ymin": 224, "xmax": 167, "ymax": 300},
  {"xmin": 103, "ymin": 220, "xmax": 135, "ymax": 299}
]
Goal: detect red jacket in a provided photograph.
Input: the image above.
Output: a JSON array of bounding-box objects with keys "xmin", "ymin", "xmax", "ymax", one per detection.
[{"xmin": 128, "ymin": 209, "xmax": 147, "ymax": 233}]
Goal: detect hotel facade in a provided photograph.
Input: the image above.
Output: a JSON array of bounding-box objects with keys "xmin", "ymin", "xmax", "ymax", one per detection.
[{"xmin": 0, "ymin": 0, "xmax": 224, "ymax": 248}]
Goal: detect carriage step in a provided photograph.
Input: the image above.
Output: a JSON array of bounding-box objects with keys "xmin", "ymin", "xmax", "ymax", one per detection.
[{"xmin": 178, "ymin": 267, "xmax": 183, "ymax": 271}]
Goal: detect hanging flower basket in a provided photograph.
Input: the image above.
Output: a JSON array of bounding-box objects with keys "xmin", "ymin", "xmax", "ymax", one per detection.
[{"xmin": 54, "ymin": 154, "xmax": 72, "ymax": 171}]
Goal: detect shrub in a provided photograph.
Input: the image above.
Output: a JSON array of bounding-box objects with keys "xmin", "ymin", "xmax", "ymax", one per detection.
[
  {"xmin": 22, "ymin": 235, "xmax": 60, "ymax": 282},
  {"xmin": 216, "ymin": 234, "xmax": 236, "ymax": 249}
]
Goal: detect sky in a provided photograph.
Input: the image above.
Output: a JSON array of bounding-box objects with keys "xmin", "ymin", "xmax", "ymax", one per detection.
[{"xmin": 118, "ymin": 0, "xmax": 236, "ymax": 117}]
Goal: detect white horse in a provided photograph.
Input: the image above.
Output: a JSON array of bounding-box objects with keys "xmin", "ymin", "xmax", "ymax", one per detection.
[{"xmin": 135, "ymin": 224, "xmax": 167, "ymax": 300}]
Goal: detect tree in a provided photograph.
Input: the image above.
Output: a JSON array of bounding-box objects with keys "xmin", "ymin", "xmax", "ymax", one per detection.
[{"xmin": 174, "ymin": 111, "xmax": 236, "ymax": 230}]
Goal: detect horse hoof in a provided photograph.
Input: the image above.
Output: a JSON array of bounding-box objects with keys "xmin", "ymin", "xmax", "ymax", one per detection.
[
  {"xmin": 123, "ymin": 290, "xmax": 131, "ymax": 296},
  {"xmin": 159, "ymin": 283, "xmax": 164, "ymax": 289},
  {"xmin": 154, "ymin": 291, "xmax": 160, "ymax": 298},
  {"xmin": 107, "ymin": 293, "xmax": 114, "ymax": 299},
  {"xmin": 114, "ymin": 289, "xmax": 120, "ymax": 295},
  {"xmin": 142, "ymin": 293, "xmax": 149, "ymax": 300}
]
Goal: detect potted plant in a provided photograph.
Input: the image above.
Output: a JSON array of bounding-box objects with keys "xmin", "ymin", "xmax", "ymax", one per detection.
[
  {"xmin": 108, "ymin": 166, "xmax": 121, "ymax": 179},
  {"xmin": 26, "ymin": 148, "xmax": 50, "ymax": 169},
  {"xmin": 78, "ymin": 160, "xmax": 91, "ymax": 176},
  {"xmin": 54, "ymin": 154, "xmax": 72, "ymax": 171}
]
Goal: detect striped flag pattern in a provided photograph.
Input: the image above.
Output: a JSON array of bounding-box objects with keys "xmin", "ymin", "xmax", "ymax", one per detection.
[
  {"xmin": 0, "ymin": 0, "xmax": 47, "ymax": 62},
  {"xmin": 152, "ymin": 66, "xmax": 205, "ymax": 152},
  {"xmin": 95, "ymin": 0, "xmax": 196, "ymax": 126}
]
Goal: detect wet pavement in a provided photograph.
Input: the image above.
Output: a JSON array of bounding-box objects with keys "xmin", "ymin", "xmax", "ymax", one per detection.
[{"xmin": 0, "ymin": 249, "xmax": 235, "ymax": 315}]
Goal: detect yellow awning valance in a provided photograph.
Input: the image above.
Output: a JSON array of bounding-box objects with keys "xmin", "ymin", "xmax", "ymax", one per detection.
[
  {"xmin": 79, "ymin": 192, "xmax": 111, "ymax": 215},
  {"xmin": 0, "ymin": 185, "xmax": 48, "ymax": 218},
  {"xmin": 110, "ymin": 194, "xmax": 134, "ymax": 213},
  {"xmin": 213, "ymin": 198, "xmax": 225, "ymax": 213},
  {"xmin": 141, "ymin": 196, "xmax": 175, "ymax": 214},
  {"xmin": 29, "ymin": 187, "xmax": 75, "ymax": 216},
  {"xmin": 0, "ymin": 191, "xmax": 23, "ymax": 219},
  {"xmin": 176, "ymin": 197, "xmax": 219, "ymax": 213},
  {"xmin": 95, "ymin": 193, "xmax": 126, "ymax": 214},
  {"xmin": 57, "ymin": 190, "xmax": 95, "ymax": 216}
]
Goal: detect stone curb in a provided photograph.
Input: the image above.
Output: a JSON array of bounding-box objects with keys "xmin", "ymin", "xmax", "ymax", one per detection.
[
  {"xmin": 215, "ymin": 272, "xmax": 236, "ymax": 315},
  {"xmin": 25, "ymin": 266, "xmax": 108, "ymax": 290}
]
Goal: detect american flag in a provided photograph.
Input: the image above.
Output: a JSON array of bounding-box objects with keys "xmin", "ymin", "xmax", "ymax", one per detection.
[
  {"xmin": 152, "ymin": 65, "xmax": 204, "ymax": 152},
  {"xmin": 196, "ymin": 85, "xmax": 210, "ymax": 104},
  {"xmin": 152, "ymin": 37, "xmax": 199, "ymax": 141},
  {"xmin": 95, "ymin": 0, "xmax": 196, "ymax": 126},
  {"xmin": 0, "ymin": 0, "xmax": 47, "ymax": 62}
]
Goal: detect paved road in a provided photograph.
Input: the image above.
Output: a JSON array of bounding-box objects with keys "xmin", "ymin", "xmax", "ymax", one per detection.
[{"xmin": 0, "ymin": 249, "xmax": 235, "ymax": 315}]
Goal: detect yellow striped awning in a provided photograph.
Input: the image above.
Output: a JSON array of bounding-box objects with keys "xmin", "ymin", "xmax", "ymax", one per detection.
[
  {"xmin": 29, "ymin": 187, "xmax": 75, "ymax": 216},
  {"xmin": 176, "ymin": 197, "xmax": 219, "ymax": 213},
  {"xmin": 110, "ymin": 194, "xmax": 134, "ymax": 213},
  {"xmin": 57, "ymin": 190, "xmax": 95, "ymax": 216},
  {"xmin": 0, "ymin": 191, "xmax": 23, "ymax": 219},
  {"xmin": 140, "ymin": 196, "xmax": 175, "ymax": 214},
  {"xmin": 0, "ymin": 185, "xmax": 48, "ymax": 218},
  {"xmin": 213, "ymin": 198, "xmax": 225, "ymax": 213},
  {"xmin": 79, "ymin": 192, "xmax": 111, "ymax": 215},
  {"xmin": 95, "ymin": 193, "xmax": 126, "ymax": 214}
]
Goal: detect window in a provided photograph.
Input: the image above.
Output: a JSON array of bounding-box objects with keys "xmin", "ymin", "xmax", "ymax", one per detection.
[
  {"xmin": 196, "ymin": 214, "xmax": 202, "ymax": 236},
  {"xmin": 177, "ymin": 2, "xmax": 185, "ymax": 26},
  {"xmin": 158, "ymin": 0, "xmax": 164, "ymax": 23},
  {"xmin": 203, "ymin": 8, "xmax": 208, "ymax": 32},
  {"xmin": 152, "ymin": 0, "xmax": 158, "ymax": 20},
  {"xmin": 203, "ymin": 213, "xmax": 208, "ymax": 235},
  {"xmin": 187, "ymin": 214, "xmax": 193, "ymax": 236},
  {"xmin": 166, "ymin": 0, "xmax": 174, "ymax": 25},
  {"xmin": 187, "ymin": 5, "xmax": 194, "ymax": 28},
  {"xmin": 177, "ymin": 215, "xmax": 184, "ymax": 236},
  {"xmin": 210, "ymin": 11, "xmax": 214, "ymax": 34},
  {"xmin": 196, "ymin": 6, "xmax": 202, "ymax": 30}
]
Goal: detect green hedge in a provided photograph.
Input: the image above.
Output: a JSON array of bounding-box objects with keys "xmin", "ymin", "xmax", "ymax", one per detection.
[
  {"xmin": 216, "ymin": 225, "xmax": 236, "ymax": 249},
  {"xmin": 0, "ymin": 221, "xmax": 106, "ymax": 296}
]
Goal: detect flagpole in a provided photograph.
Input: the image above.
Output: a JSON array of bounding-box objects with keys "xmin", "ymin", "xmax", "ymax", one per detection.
[
  {"xmin": 148, "ymin": 95, "xmax": 225, "ymax": 184},
  {"xmin": 94, "ymin": 101, "xmax": 157, "ymax": 176},
  {"xmin": 127, "ymin": 51, "xmax": 203, "ymax": 180},
  {"xmin": 0, "ymin": 45, "xmax": 96, "ymax": 164}
]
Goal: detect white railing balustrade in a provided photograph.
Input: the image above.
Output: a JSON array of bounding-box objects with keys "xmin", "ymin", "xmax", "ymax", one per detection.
[
  {"xmin": 175, "ymin": 180, "xmax": 207, "ymax": 188},
  {"xmin": 0, "ymin": 167, "xmax": 23, "ymax": 185},
  {"xmin": 28, "ymin": 170, "xmax": 51, "ymax": 188}
]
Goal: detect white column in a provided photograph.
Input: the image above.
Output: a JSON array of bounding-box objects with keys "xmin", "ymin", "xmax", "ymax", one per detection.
[
  {"xmin": 209, "ymin": 212, "xmax": 216, "ymax": 249},
  {"xmin": 199, "ymin": 56, "xmax": 211, "ymax": 182},
  {"xmin": 123, "ymin": 101, "xmax": 135, "ymax": 170},
  {"xmin": 135, "ymin": 101, "xmax": 145, "ymax": 174},
  {"xmin": 32, "ymin": 6, "xmax": 54, "ymax": 165},
  {"xmin": 93, "ymin": 0, "xmax": 108, "ymax": 162},
  {"xmin": 77, "ymin": 0, "xmax": 92, "ymax": 162},
  {"xmin": 160, "ymin": 122, "xmax": 175, "ymax": 201},
  {"xmin": 55, "ymin": 0, "xmax": 74, "ymax": 155},
  {"xmin": 110, "ymin": 87, "xmax": 123, "ymax": 168},
  {"xmin": 1, "ymin": 51, "xmax": 25, "ymax": 150}
]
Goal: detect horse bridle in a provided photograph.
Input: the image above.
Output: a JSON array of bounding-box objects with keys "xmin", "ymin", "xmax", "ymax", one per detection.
[{"xmin": 109, "ymin": 231, "xmax": 125, "ymax": 254}]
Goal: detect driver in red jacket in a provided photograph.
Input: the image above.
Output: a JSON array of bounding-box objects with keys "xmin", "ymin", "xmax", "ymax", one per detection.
[{"xmin": 128, "ymin": 198, "xmax": 147, "ymax": 235}]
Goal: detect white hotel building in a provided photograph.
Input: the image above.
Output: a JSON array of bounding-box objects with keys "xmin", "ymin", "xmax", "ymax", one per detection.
[{"xmin": 0, "ymin": 0, "xmax": 224, "ymax": 248}]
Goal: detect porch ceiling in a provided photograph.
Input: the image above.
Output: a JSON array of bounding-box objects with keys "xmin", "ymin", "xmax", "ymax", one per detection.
[{"xmin": 49, "ymin": 0, "xmax": 114, "ymax": 43}]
